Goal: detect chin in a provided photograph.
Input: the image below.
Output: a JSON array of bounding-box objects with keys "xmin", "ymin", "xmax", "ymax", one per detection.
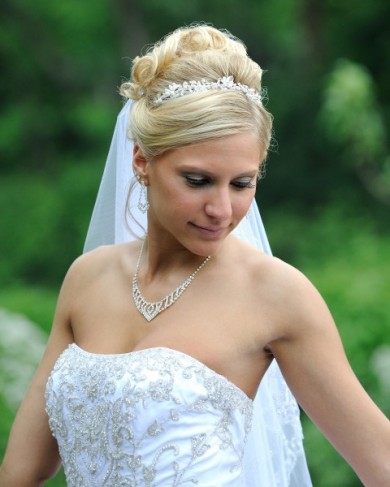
[{"xmin": 189, "ymin": 236, "xmax": 230, "ymax": 257}]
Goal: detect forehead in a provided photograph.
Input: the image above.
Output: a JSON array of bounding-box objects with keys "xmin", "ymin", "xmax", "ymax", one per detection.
[{"xmin": 155, "ymin": 132, "xmax": 262, "ymax": 172}]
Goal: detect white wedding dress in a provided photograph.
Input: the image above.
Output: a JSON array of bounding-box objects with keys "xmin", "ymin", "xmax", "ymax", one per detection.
[{"xmin": 45, "ymin": 344, "xmax": 253, "ymax": 486}]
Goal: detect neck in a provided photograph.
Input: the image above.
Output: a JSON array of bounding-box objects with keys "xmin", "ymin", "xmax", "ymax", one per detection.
[{"xmin": 138, "ymin": 235, "xmax": 212, "ymax": 284}]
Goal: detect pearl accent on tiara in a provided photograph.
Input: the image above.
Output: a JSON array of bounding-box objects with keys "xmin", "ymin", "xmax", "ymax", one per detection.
[{"xmin": 153, "ymin": 76, "xmax": 263, "ymax": 106}]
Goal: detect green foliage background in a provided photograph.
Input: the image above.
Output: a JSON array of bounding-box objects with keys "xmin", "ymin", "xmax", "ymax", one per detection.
[{"xmin": 0, "ymin": 1, "xmax": 389, "ymax": 485}]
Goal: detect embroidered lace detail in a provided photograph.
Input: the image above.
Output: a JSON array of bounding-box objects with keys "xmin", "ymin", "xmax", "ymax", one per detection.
[{"xmin": 45, "ymin": 345, "xmax": 253, "ymax": 487}]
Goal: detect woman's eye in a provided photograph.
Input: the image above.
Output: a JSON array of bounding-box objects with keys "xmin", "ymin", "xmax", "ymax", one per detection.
[
  {"xmin": 184, "ymin": 175, "xmax": 255, "ymax": 189},
  {"xmin": 232, "ymin": 179, "xmax": 256, "ymax": 189},
  {"xmin": 185, "ymin": 176, "xmax": 208, "ymax": 187}
]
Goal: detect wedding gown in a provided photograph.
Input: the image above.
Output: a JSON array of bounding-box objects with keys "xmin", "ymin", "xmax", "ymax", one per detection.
[{"xmin": 45, "ymin": 344, "xmax": 253, "ymax": 486}]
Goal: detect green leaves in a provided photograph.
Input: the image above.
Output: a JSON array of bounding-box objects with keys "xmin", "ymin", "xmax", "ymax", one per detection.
[
  {"xmin": 321, "ymin": 59, "xmax": 386, "ymax": 161},
  {"xmin": 320, "ymin": 59, "xmax": 390, "ymax": 204}
]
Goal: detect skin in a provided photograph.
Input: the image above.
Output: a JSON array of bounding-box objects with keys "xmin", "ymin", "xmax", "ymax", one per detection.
[{"xmin": 0, "ymin": 132, "xmax": 389, "ymax": 486}]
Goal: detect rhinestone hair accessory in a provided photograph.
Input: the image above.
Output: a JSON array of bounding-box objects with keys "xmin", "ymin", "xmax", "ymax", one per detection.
[{"xmin": 153, "ymin": 76, "xmax": 263, "ymax": 106}]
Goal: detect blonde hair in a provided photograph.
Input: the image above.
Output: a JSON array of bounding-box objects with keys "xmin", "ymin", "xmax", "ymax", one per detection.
[{"xmin": 120, "ymin": 24, "xmax": 272, "ymax": 162}]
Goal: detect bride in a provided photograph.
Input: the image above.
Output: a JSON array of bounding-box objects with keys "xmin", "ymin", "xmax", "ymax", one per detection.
[{"xmin": 1, "ymin": 24, "xmax": 389, "ymax": 487}]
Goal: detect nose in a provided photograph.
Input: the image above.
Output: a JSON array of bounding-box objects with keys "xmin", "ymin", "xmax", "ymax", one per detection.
[{"xmin": 204, "ymin": 187, "xmax": 233, "ymax": 221}]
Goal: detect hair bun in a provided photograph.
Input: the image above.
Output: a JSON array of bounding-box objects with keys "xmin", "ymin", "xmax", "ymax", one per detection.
[{"xmin": 178, "ymin": 27, "xmax": 229, "ymax": 55}]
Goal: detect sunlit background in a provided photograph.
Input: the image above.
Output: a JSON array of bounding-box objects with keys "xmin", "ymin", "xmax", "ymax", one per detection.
[{"xmin": 1, "ymin": 1, "xmax": 389, "ymax": 485}]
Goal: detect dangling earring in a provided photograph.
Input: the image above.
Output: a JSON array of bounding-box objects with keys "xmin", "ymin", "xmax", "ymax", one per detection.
[{"xmin": 138, "ymin": 179, "xmax": 150, "ymax": 213}]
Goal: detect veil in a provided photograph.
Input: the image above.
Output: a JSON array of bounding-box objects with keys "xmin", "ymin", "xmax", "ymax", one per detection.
[{"xmin": 84, "ymin": 101, "xmax": 312, "ymax": 486}]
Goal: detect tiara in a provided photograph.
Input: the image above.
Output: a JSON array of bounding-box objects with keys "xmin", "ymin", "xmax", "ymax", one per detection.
[{"xmin": 153, "ymin": 76, "xmax": 263, "ymax": 106}]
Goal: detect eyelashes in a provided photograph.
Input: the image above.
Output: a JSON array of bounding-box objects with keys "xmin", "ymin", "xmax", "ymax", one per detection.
[
  {"xmin": 185, "ymin": 176, "xmax": 207, "ymax": 186},
  {"xmin": 232, "ymin": 180, "xmax": 256, "ymax": 189},
  {"xmin": 185, "ymin": 175, "xmax": 255, "ymax": 190}
]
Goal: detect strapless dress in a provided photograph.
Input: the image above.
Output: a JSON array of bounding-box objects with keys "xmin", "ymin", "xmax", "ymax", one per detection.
[{"xmin": 45, "ymin": 344, "xmax": 253, "ymax": 486}]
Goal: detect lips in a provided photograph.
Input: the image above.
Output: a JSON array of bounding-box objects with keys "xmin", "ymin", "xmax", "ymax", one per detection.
[{"xmin": 189, "ymin": 222, "xmax": 228, "ymax": 238}]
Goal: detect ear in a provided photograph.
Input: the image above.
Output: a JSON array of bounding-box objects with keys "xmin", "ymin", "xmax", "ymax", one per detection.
[{"xmin": 132, "ymin": 144, "xmax": 150, "ymax": 184}]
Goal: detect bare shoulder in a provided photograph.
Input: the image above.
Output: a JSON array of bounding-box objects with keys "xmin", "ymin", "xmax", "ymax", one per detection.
[
  {"xmin": 65, "ymin": 242, "xmax": 139, "ymax": 287},
  {"xmin": 233, "ymin": 237, "xmax": 311, "ymax": 289},
  {"xmin": 261, "ymin": 256, "xmax": 333, "ymax": 332},
  {"xmin": 234, "ymin": 239, "xmax": 333, "ymax": 339},
  {"xmin": 56, "ymin": 242, "xmax": 140, "ymax": 320},
  {"xmin": 253, "ymin": 251, "xmax": 322, "ymax": 301}
]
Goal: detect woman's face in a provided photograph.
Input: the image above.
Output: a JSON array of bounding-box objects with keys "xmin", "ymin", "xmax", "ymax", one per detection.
[{"xmin": 136, "ymin": 132, "xmax": 262, "ymax": 256}]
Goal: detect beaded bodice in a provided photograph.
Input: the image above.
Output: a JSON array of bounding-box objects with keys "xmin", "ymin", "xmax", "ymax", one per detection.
[{"xmin": 45, "ymin": 344, "xmax": 253, "ymax": 487}]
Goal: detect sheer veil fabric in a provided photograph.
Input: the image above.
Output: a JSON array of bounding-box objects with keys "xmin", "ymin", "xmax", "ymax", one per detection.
[{"xmin": 84, "ymin": 101, "xmax": 312, "ymax": 486}]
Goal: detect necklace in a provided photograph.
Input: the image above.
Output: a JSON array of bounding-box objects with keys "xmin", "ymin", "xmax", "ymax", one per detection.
[{"xmin": 132, "ymin": 239, "xmax": 211, "ymax": 322}]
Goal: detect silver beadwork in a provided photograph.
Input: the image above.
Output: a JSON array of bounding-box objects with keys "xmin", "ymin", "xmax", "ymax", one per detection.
[
  {"xmin": 138, "ymin": 180, "xmax": 150, "ymax": 213},
  {"xmin": 45, "ymin": 345, "xmax": 252, "ymax": 486},
  {"xmin": 153, "ymin": 76, "xmax": 263, "ymax": 106},
  {"xmin": 133, "ymin": 239, "xmax": 211, "ymax": 321}
]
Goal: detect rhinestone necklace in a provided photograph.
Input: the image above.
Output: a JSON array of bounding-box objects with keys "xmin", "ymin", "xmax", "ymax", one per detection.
[{"xmin": 132, "ymin": 239, "xmax": 211, "ymax": 322}]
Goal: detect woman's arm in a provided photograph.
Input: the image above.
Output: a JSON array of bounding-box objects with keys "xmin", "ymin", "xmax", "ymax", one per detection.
[
  {"xmin": 269, "ymin": 263, "xmax": 390, "ymax": 487},
  {"xmin": 0, "ymin": 261, "xmax": 79, "ymax": 487}
]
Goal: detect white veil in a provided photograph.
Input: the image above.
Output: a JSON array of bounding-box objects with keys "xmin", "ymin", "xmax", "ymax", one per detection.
[{"xmin": 84, "ymin": 101, "xmax": 312, "ymax": 486}]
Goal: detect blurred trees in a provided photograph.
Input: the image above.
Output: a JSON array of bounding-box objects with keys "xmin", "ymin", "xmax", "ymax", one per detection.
[
  {"xmin": 1, "ymin": 0, "xmax": 389, "ymax": 285},
  {"xmin": 321, "ymin": 59, "xmax": 390, "ymax": 204},
  {"xmin": 0, "ymin": 1, "xmax": 389, "ymax": 485}
]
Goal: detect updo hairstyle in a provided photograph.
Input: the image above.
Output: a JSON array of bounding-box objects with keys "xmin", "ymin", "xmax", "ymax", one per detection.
[{"xmin": 120, "ymin": 24, "xmax": 273, "ymax": 163}]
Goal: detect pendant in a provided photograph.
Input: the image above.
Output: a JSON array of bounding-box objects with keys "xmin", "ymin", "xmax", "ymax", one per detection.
[{"xmin": 132, "ymin": 239, "xmax": 211, "ymax": 322}]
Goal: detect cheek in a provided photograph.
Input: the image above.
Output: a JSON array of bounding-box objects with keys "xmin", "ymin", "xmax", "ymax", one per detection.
[
  {"xmin": 150, "ymin": 185, "xmax": 198, "ymax": 217},
  {"xmin": 234, "ymin": 193, "xmax": 255, "ymax": 217},
  {"xmin": 171, "ymin": 193, "xmax": 202, "ymax": 218}
]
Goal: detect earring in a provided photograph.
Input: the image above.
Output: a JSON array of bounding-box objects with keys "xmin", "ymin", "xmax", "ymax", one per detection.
[{"xmin": 137, "ymin": 179, "xmax": 150, "ymax": 213}]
